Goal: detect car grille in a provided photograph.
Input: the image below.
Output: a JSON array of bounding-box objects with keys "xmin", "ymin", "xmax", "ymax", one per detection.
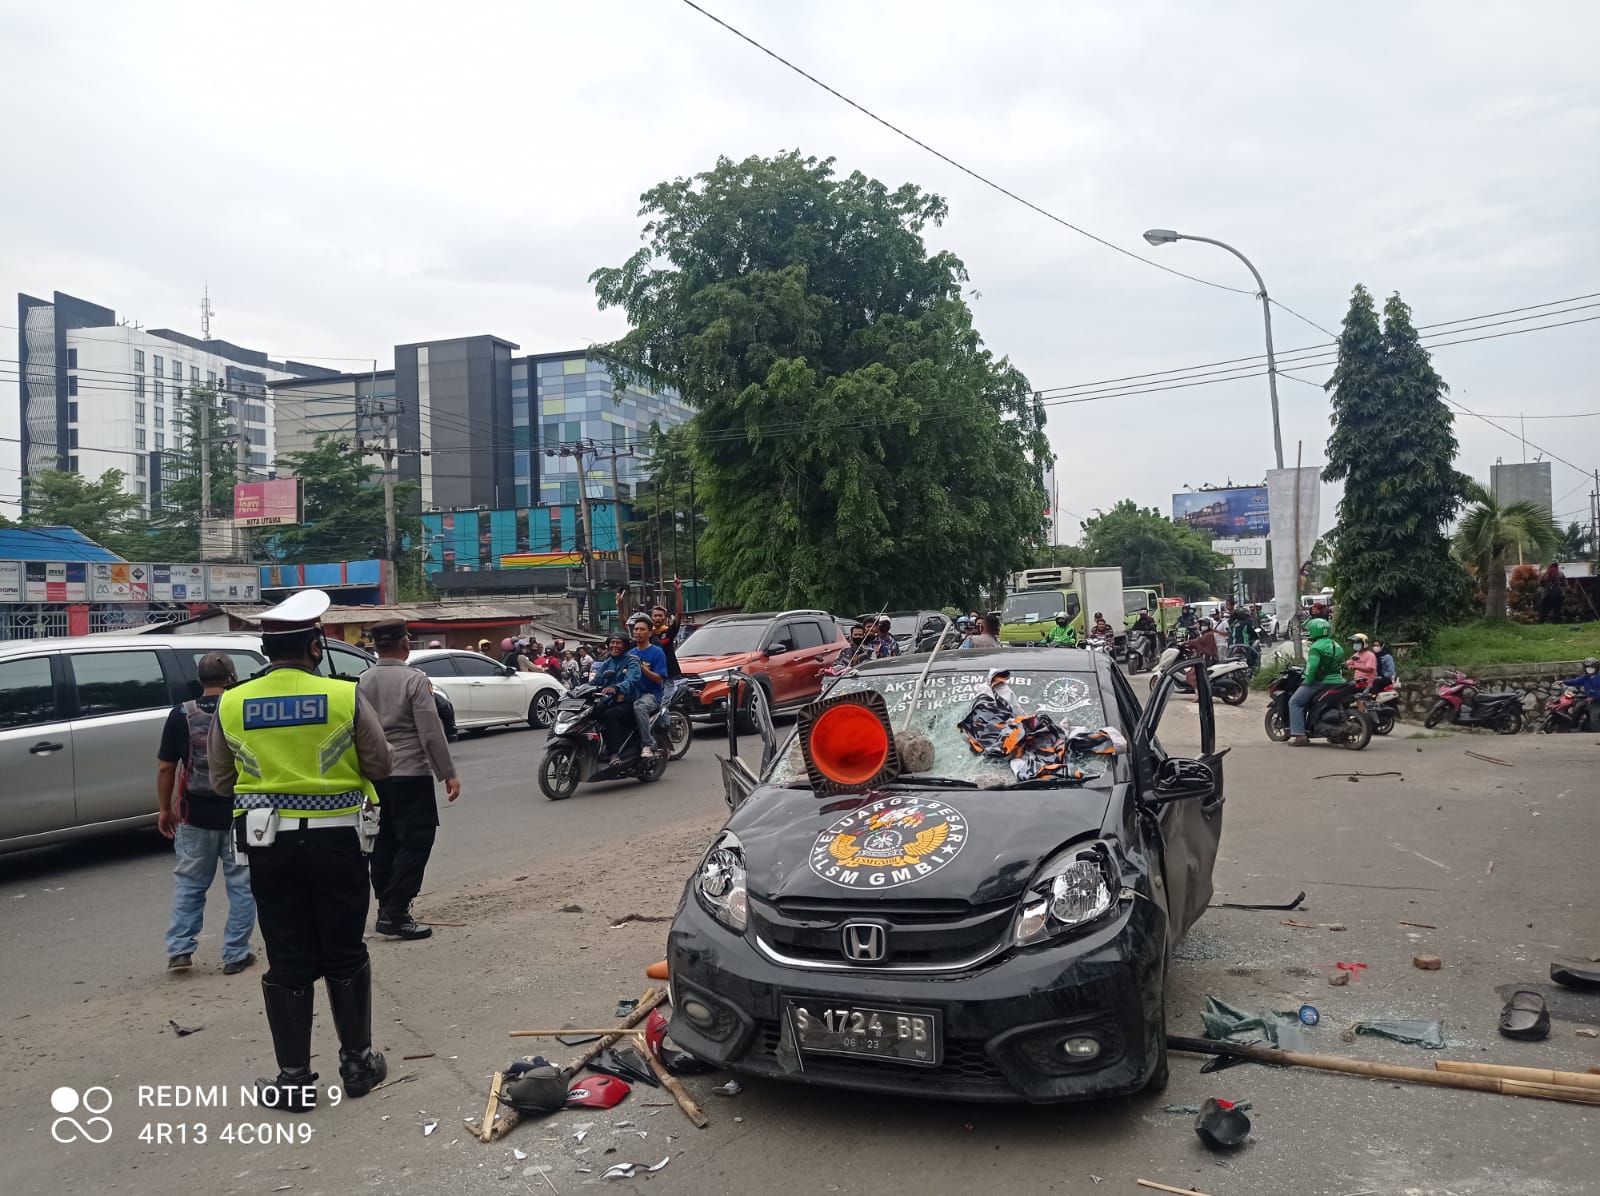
[
  {"xmin": 753, "ymin": 895, "xmax": 1015, "ymax": 968},
  {"xmin": 751, "ymin": 1020, "xmax": 1009, "ymax": 1092}
]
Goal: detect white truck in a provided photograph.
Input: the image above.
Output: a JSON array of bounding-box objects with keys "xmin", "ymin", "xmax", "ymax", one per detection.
[{"xmin": 1000, "ymin": 566, "xmax": 1127, "ymax": 644}]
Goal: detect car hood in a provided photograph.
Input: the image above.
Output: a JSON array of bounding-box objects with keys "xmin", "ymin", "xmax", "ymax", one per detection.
[
  {"xmin": 729, "ymin": 783, "xmax": 1116, "ymax": 904},
  {"xmin": 678, "ymin": 652, "xmax": 758, "ymax": 674}
]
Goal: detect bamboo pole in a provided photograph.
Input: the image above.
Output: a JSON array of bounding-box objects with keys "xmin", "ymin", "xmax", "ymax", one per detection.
[
  {"xmin": 1434, "ymin": 1060, "xmax": 1600, "ymax": 1091},
  {"xmin": 1167, "ymin": 1036, "xmax": 1600, "ymax": 1106},
  {"xmin": 635, "ymin": 1032, "xmax": 709, "ymax": 1129},
  {"xmin": 478, "ymin": 1071, "xmax": 503, "ymax": 1144},
  {"xmin": 1136, "ymin": 1181, "xmax": 1211, "ymax": 1196}
]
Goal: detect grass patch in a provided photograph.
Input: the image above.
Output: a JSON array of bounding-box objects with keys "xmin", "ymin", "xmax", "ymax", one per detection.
[{"xmin": 1403, "ymin": 621, "xmax": 1600, "ymax": 672}]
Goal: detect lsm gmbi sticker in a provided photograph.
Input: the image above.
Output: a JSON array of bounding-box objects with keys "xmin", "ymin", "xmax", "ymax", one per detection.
[{"xmin": 809, "ymin": 797, "xmax": 967, "ymax": 889}]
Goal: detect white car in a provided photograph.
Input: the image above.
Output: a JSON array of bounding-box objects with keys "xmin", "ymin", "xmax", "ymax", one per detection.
[{"xmin": 406, "ymin": 649, "xmax": 564, "ymax": 734}]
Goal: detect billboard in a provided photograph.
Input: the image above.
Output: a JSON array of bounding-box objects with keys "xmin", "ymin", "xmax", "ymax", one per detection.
[
  {"xmin": 234, "ymin": 479, "xmax": 300, "ymax": 527},
  {"xmin": 205, "ymin": 565, "xmax": 260, "ymax": 603},
  {"xmin": 1212, "ymin": 537, "xmax": 1268, "ymax": 569},
  {"xmin": 150, "ymin": 564, "xmax": 206, "ymax": 602},
  {"xmin": 1173, "ymin": 487, "xmax": 1270, "ymax": 537}
]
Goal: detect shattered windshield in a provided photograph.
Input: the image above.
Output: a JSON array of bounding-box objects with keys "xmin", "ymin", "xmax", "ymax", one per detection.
[{"xmin": 766, "ymin": 666, "xmax": 1116, "ymax": 788}]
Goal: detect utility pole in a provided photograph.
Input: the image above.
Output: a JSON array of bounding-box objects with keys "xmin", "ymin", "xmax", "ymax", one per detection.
[
  {"xmin": 198, "ymin": 398, "xmax": 211, "ymax": 520},
  {"xmin": 358, "ymin": 396, "xmax": 401, "ymax": 604},
  {"xmin": 602, "ymin": 446, "xmax": 635, "ymax": 597},
  {"xmin": 572, "ymin": 442, "xmax": 597, "ymax": 628}
]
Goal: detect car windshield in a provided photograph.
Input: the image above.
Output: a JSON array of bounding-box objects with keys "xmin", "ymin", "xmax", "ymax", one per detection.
[
  {"xmin": 765, "ymin": 666, "xmax": 1115, "ymax": 788},
  {"xmin": 1002, "ymin": 592, "xmax": 1064, "ymax": 623},
  {"xmin": 679, "ymin": 622, "xmax": 766, "ymax": 658}
]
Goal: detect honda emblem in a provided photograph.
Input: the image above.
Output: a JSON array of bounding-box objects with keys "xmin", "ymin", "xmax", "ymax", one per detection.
[{"xmin": 841, "ymin": 922, "xmax": 887, "ymax": 963}]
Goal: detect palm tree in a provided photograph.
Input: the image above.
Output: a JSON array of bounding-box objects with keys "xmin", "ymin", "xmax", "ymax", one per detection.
[
  {"xmin": 1558, "ymin": 521, "xmax": 1593, "ymax": 562},
  {"xmin": 1452, "ymin": 481, "xmax": 1561, "ymax": 619}
]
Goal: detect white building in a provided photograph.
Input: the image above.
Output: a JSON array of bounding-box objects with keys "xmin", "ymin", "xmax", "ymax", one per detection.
[{"xmin": 16, "ymin": 291, "xmax": 334, "ymax": 516}]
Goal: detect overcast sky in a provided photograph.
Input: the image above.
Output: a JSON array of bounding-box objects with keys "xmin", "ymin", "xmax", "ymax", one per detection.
[{"xmin": 3, "ymin": 0, "xmax": 1597, "ymax": 537}]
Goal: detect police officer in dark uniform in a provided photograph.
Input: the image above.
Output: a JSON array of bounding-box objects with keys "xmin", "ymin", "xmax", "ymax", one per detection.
[{"xmin": 208, "ymin": 590, "xmax": 394, "ymax": 1111}]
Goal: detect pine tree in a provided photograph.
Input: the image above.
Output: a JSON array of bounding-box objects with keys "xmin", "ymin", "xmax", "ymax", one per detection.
[{"xmin": 1322, "ymin": 287, "xmax": 1468, "ymax": 641}]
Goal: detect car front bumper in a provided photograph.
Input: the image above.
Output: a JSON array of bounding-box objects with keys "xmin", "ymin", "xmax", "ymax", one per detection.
[{"xmin": 666, "ymin": 889, "xmax": 1168, "ymax": 1103}]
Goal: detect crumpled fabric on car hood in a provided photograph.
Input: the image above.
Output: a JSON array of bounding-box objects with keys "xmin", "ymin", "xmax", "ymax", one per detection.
[{"xmin": 955, "ymin": 690, "xmax": 1125, "ymax": 783}]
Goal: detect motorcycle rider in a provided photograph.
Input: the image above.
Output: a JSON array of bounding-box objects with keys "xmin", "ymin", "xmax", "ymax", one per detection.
[
  {"xmin": 1560, "ymin": 657, "xmax": 1600, "ymax": 730},
  {"xmin": 1045, "ymin": 613, "xmax": 1079, "ymax": 646},
  {"xmin": 1227, "ymin": 607, "xmax": 1261, "ymax": 669},
  {"xmin": 628, "ymin": 615, "xmax": 668, "ymax": 759},
  {"xmin": 833, "ymin": 623, "xmax": 875, "ymax": 670},
  {"xmin": 868, "ymin": 615, "xmax": 902, "ymax": 659},
  {"xmin": 1176, "ymin": 605, "xmax": 1198, "ymax": 632},
  {"xmin": 1372, "ymin": 637, "xmax": 1397, "ymax": 683},
  {"xmin": 591, "ymin": 633, "xmax": 643, "ymax": 766},
  {"xmin": 1348, "ymin": 633, "xmax": 1378, "ymax": 686},
  {"xmin": 1090, "ymin": 612, "xmax": 1116, "ymax": 641},
  {"xmin": 1289, "ymin": 617, "xmax": 1345, "ymax": 746}
]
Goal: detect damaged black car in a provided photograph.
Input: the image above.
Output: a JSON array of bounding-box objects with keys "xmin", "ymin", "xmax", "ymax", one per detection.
[{"xmin": 666, "ymin": 648, "xmax": 1225, "ymax": 1103}]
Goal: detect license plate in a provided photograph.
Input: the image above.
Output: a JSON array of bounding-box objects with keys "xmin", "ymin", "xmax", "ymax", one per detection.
[{"xmin": 786, "ymin": 1001, "xmax": 941, "ymax": 1067}]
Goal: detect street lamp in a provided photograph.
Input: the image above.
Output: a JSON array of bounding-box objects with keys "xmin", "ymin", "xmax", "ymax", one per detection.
[{"xmin": 1142, "ymin": 229, "xmax": 1284, "ymax": 470}]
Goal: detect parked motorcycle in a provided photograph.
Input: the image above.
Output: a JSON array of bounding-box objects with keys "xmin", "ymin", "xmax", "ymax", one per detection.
[
  {"xmin": 1263, "ymin": 666, "xmax": 1373, "ymax": 749},
  {"xmin": 1540, "ymin": 686, "xmax": 1592, "ymax": 734},
  {"xmin": 538, "ymin": 684, "xmax": 671, "ymax": 800},
  {"xmin": 1148, "ymin": 644, "xmax": 1250, "ymax": 706},
  {"xmin": 1353, "ymin": 675, "xmax": 1398, "ymax": 736},
  {"xmin": 1424, "ymin": 669, "xmax": 1524, "ymax": 734}
]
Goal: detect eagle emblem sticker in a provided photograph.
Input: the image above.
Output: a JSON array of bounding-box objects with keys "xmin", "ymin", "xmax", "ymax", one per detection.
[{"xmin": 810, "ymin": 797, "xmax": 967, "ymax": 889}]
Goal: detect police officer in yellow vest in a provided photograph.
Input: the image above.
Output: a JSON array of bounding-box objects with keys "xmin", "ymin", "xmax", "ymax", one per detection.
[{"xmin": 207, "ymin": 590, "xmax": 394, "ymax": 1111}]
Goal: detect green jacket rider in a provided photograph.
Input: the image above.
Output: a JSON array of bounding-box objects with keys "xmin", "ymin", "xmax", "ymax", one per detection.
[{"xmin": 1045, "ymin": 615, "xmax": 1078, "ymax": 646}]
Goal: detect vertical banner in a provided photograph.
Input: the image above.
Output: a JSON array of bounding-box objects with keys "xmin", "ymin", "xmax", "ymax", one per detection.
[{"xmin": 1266, "ymin": 467, "xmax": 1322, "ymax": 616}]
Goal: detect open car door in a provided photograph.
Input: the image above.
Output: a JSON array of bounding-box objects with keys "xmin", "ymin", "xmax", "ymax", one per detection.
[
  {"xmin": 717, "ymin": 670, "xmax": 779, "ymax": 810},
  {"xmin": 1133, "ymin": 655, "xmax": 1227, "ymax": 941}
]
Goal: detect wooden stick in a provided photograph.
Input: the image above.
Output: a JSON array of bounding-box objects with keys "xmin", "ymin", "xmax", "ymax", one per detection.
[
  {"xmin": 558, "ymin": 988, "xmax": 664, "ymax": 1073},
  {"xmin": 1398, "ymin": 920, "xmax": 1437, "ymax": 929},
  {"xmin": 1434, "ymin": 1060, "xmax": 1600, "ymax": 1091},
  {"xmin": 1166, "ymin": 1036, "xmax": 1600, "ymax": 1105},
  {"xmin": 632, "ymin": 1031, "xmax": 708, "ymax": 1129},
  {"xmin": 509, "ymin": 1028, "xmax": 646, "ymax": 1038},
  {"xmin": 1136, "ymin": 1181, "xmax": 1211, "ymax": 1196},
  {"xmin": 479, "ymin": 1071, "xmax": 503, "ymax": 1144}
]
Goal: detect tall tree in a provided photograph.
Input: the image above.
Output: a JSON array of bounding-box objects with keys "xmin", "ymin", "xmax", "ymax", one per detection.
[
  {"xmin": 140, "ymin": 387, "xmax": 245, "ymax": 562},
  {"xmin": 1323, "ymin": 287, "xmax": 1468, "ymax": 640},
  {"xmin": 1452, "ymin": 481, "xmax": 1561, "ymax": 619},
  {"xmin": 1078, "ymin": 500, "xmax": 1231, "ymax": 597},
  {"xmin": 624, "ymin": 423, "xmax": 707, "ymax": 584},
  {"xmin": 22, "ymin": 467, "xmax": 144, "ymax": 555},
  {"xmin": 1557, "ymin": 520, "xmax": 1592, "ymax": 562},
  {"xmin": 272, "ymin": 436, "xmax": 419, "ymax": 568},
  {"xmin": 591, "ymin": 152, "xmax": 1050, "ymax": 612}
]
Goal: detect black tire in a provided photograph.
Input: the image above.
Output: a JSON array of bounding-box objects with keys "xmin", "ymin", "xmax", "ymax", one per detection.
[
  {"xmin": 1371, "ymin": 707, "xmax": 1396, "ymax": 736},
  {"xmin": 1423, "ymin": 701, "xmax": 1450, "ymax": 729},
  {"xmin": 1264, "ymin": 706, "xmax": 1289, "ymax": 742},
  {"xmin": 735, "ymin": 680, "xmax": 772, "ymax": 735},
  {"xmin": 637, "ymin": 730, "xmax": 670, "ymax": 784},
  {"xmin": 1148, "ymin": 672, "xmax": 1160, "ymax": 693},
  {"xmin": 1495, "ymin": 708, "xmax": 1524, "ymax": 736},
  {"xmin": 1217, "ymin": 677, "xmax": 1248, "ymax": 706},
  {"xmin": 528, "ymin": 689, "xmax": 558, "ymax": 730},
  {"xmin": 538, "ymin": 746, "xmax": 580, "ymax": 801},
  {"xmin": 1339, "ymin": 710, "xmax": 1373, "ymax": 751},
  {"xmin": 667, "ymin": 709, "xmax": 692, "ymax": 760}
]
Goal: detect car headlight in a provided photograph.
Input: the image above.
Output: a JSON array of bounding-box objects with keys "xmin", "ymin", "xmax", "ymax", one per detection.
[
  {"xmin": 693, "ymin": 670, "xmax": 729, "ymax": 684},
  {"xmin": 696, "ymin": 831, "xmax": 747, "ymax": 932},
  {"xmin": 1014, "ymin": 843, "xmax": 1115, "ymax": 946}
]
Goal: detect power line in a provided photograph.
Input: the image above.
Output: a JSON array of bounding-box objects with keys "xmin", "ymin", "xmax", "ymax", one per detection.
[
  {"xmin": 1268, "ymin": 297, "xmax": 1339, "ymax": 340},
  {"xmin": 675, "ymin": 0, "xmax": 1253, "ymax": 297}
]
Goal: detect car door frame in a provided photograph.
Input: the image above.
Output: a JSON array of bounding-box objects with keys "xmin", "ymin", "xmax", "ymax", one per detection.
[
  {"xmin": 1131, "ymin": 654, "xmax": 1227, "ymax": 941},
  {"xmin": 449, "ymin": 651, "xmax": 522, "ymax": 724},
  {"xmin": 0, "ymin": 649, "xmax": 78, "ymax": 844}
]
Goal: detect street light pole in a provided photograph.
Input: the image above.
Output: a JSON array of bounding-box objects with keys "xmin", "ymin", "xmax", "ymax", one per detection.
[{"xmin": 1143, "ymin": 229, "xmax": 1285, "ymax": 471}]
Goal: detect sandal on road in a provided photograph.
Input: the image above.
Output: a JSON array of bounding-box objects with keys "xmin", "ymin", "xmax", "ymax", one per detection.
[
  {"xmin": 1498, "ymin": 990, "xmax": 1550, "ymax": 1040},
  {"xmin": 1550, "ymin": 959, "xmax": 1600, "ymax": 992}
]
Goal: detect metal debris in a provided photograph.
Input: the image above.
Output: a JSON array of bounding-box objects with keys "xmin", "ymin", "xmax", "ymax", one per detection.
[
  {"xmin": 602, "ymin": 1164, "xmax": 637, "ymax": 1180},
  {"xmin": 649, "ymin": 1156, "xmax": 671, "ymax": 1172},
  {"xmin": 713, "ymin": 1080, "xmax": 742, "ymax": 1096}
]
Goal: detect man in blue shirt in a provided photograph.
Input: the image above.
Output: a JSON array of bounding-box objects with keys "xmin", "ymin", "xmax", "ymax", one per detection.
[
  {"xmin": 1562, "ymin": 657, "xmax": 1600, "ymax": 730},
  {"xmin": 628, "ymin": 615, "xmax": 668, "ymax": 759}
]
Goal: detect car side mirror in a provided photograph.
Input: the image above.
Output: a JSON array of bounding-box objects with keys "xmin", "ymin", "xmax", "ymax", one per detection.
[
  {"xmin": 1144, "ymin": 757, "xmax": 1217, "ymax": 808},
  {"xmin": 765, "ymin": 642, "xmax": 788, "ymax": 656}
]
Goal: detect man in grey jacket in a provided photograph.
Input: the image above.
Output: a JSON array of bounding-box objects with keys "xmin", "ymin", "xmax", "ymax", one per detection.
[{"xmin": 358, "ymin": 619, "xmax": 461, "ymax": 941}]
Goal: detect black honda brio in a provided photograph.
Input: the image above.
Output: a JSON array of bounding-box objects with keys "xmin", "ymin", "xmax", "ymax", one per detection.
[{"xmin": 666, "ymin": 648, "xmax": 1225, "ymax": 1103}]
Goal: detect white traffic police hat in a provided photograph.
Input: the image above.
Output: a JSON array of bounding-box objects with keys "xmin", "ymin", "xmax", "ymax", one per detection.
[{"xmin": 257, "ymin": 589, "xmax": 332, "ymax": 637}]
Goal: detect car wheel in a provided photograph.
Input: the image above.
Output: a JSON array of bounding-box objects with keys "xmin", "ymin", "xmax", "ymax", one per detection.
[
  {"xmin": 1495, "ymin": 708, "xmax": 1523, "ymax": 735},
  {"xmin": 528, "ymin": 689, "xmax": 558, "ymax": 729},
  {"xmin": 538, "ymin": 746, "xmax": 580, "ymax": 801},
  {"xmin": 1423, "ymin": 701, "xmax": 1449, "ymax": 729},
  {"xmin": 667, "ymin": 709, "xmax": 692, "ymax": 760},
  {"xmin": 1263, "ymin": 707, "xmax": 1289, "ymax": 742},
  {"xmin": 1339, "ymin": 710, "xmax": 1373, "ymax": 750},
  {"xmin": 735, "ymin": 680, "xmax": 772, "ymax": 735}
]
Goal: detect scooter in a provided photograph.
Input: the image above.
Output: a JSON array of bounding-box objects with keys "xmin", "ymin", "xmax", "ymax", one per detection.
[
  {"xmin": 1424, "ymin": 669, "xmax": 1524, "ymax": 735},
  {"xmin": 1148, "ymin": 644, "xmax": 1251, "ymax": 706},
  {"xmin": 1540, "ymin": 687, "xmax": 1592, "ymax": 734},
  {"xmin": 1353, "ymin": 675, "xmax": 1399, "ymax": 736},
  {"xmin": 1125, "ymin": 630, "xmax": 1160, "ymax": 674},
  {"xmin": 538, "ymin": 685, "xmax": 671, "ymax": 800},
  {"xmin": 1263, "ymin": 667, "xmax": 1373, "ymax": 749}
]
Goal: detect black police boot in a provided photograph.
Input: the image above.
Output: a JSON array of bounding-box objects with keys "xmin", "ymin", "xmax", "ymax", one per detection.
[
  {"xmin": 324, "ymin": 960, "xmax": 387, "ymax": 1097},
  {"xmin": 257, "ymin": 980, "xmax": 319, "ymax": 1112},
  {"xmin": 374, "ymin": 905, "xmax": 432, "ymax": 940}
]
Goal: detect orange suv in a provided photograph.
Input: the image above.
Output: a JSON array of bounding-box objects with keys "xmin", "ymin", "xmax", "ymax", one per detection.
[{"xmin": 676, "ymin": 610, "xmax": 847, "ymax": 728}]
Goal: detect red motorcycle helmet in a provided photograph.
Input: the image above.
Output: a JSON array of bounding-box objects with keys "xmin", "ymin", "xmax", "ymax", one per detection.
[{"xmin": 566, "ymin": 1074, "xmax": 630, "ymax": 1108}]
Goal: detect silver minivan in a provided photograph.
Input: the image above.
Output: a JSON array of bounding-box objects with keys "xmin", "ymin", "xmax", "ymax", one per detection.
[{"xmin": 0, "ymin": 632, "xmax": 378, "ymax": 855}]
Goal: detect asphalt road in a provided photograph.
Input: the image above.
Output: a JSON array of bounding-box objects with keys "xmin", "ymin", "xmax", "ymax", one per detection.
[{"xmin": 2, "ymin": 701, "xmax": 1596, "ymax": 1196}]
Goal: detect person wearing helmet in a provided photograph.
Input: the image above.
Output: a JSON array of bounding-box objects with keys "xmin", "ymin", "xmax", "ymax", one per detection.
[
  {"xmin": 427, "ymin": 640, "xmax": 443, "ymax": 649},
  {"xmin": 1561, "ymin": 657, "xmax": 1600, "ymax": 729},
  {"xmin": 1045, "ymin": 613, "xmax": 1078, "ymax": 646},
  {"xmin": 1176, "ymin": 605, "xmax": 1198, "ymax": 632},
  {"xmin": 1289, "ymin": 617, "xmax": 1346, "ymax": 745},
  {"xmin": 501, "ymin": 638, "xmax": 532, "ymax": 672},
  {"xmin": 1348, "ymin": 633, "xmax": 1377, "ymax": 686},
  {"xmin": 591, "ymin": 632, "xmax": 643, "ymax": 765},
  {"xmin": 477, "ymin": 638, "xmax": 493, "ymax": 656}
]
